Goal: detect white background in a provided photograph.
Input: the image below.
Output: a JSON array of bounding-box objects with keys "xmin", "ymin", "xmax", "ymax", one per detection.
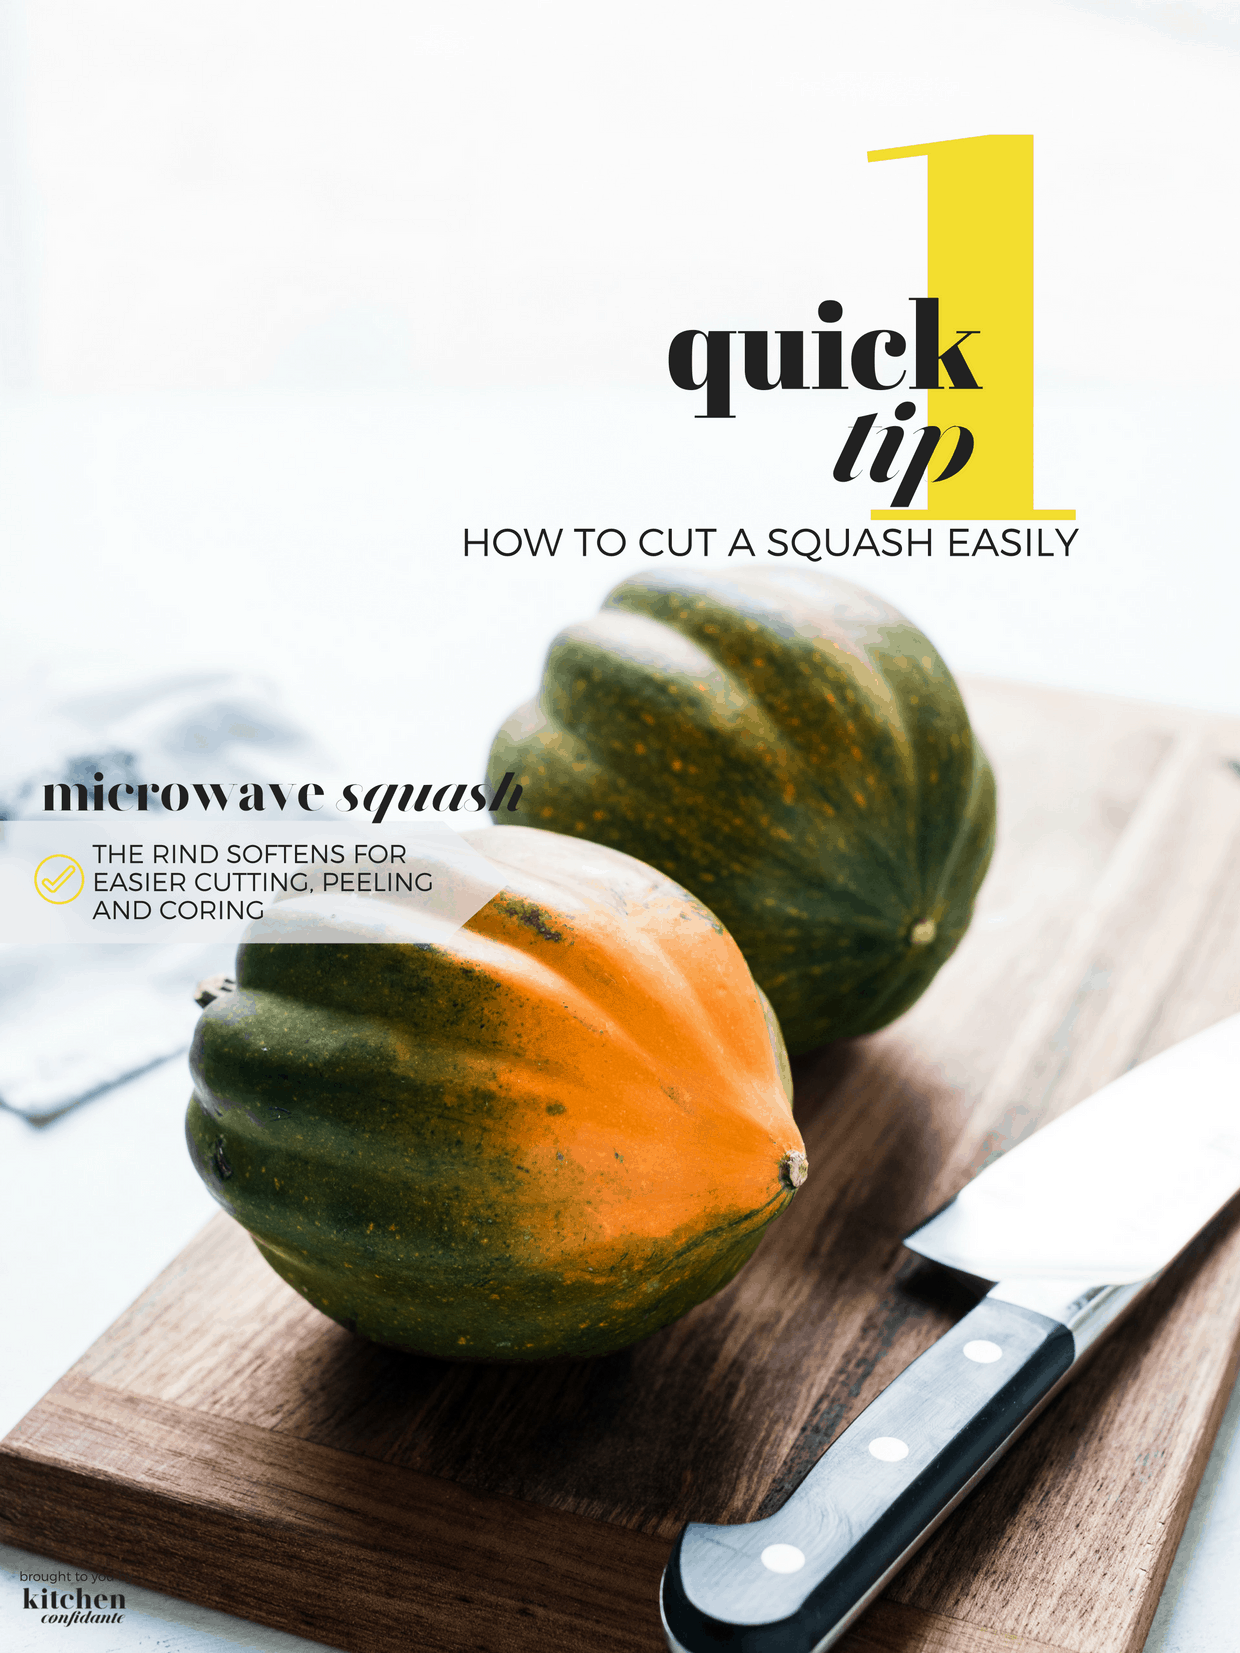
[
  {"xmin": 1, "ymin": 0, "xmax": 1239, "ymax": 775},
  {"xmin": 1, "ymin": 4, "xmax": 1239, "ymax": 1651}
]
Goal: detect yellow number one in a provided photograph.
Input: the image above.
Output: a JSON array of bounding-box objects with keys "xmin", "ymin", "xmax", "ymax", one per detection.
[{"xmin": 868, "ymin": 134, "xmax": 1073, "ymax": 520}]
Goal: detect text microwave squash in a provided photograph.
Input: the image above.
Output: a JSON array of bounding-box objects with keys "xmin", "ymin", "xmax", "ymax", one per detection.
[
  {"xmin": 487, "ymin": 570, "xmax": 995, "ymax": 1054},
  {"xmin": 186, "ymin": 827, "xmax": 804, "ymax": 1361}
]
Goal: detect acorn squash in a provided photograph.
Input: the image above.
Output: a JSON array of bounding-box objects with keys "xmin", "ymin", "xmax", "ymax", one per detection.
[
  {"xmin": 488, "ymin": 569, "xmax": 995, "ymax": 1054},
  {"xmin": 185, "ymin": 826, "xmax": 804, "ymax": 1362}
]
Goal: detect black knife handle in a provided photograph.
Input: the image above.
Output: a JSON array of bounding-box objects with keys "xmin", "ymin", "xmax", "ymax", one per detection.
[{"xmin": 661, "ymin": 1297, "xmax": 1074, "ymax": 1653}]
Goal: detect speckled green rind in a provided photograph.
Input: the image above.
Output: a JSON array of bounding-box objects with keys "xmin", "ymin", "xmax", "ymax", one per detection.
[
  {"xmin": 487, "ymin": 569, "xmax": 995, "ymax": 1054},
  {"xmin": 186, "ymin": 937, "xmax": 789, "ymax": 1361}
]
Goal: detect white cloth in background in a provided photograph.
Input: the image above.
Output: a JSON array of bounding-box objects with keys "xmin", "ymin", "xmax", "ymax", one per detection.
[
  {"xmin": 0, "ymin": 942, "xmax": 233, "ymax": 1122},
  {"xmin": 0, "ymin": 670, "xmax": 325, "ymax": 822},
  {"xmin": 0, "ymin": 671, "xmax": 331, "ymax": 1123}
]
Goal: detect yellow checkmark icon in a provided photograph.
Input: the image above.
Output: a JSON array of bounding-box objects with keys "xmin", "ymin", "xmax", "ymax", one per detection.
[{"xmin": 33, "ymin": 854, "xmax": 85, "ymax": 903}]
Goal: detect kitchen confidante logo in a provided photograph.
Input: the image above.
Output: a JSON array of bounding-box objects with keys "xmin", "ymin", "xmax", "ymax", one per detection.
[
  {"xmin": 667, "ymin": 134, "xmax": 1074, "ymax": 523},
  {"xmin": 18, "ymin": 1573, "xmax": 126, "ymax": 1628}
]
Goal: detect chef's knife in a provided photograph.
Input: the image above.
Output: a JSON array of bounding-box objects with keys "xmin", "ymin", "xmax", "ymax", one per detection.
[{"xmin": 661, "ymin": 1015, "xmax": 1240, "ymax": 1653}]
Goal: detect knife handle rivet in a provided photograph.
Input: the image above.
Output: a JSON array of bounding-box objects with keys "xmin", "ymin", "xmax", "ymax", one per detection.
[
  {"xmin": 963, "ymin": 1339, "xmax": 1004, "ymax": 1364},
  {"xmin": 868, "ymin": 1437, "xmax": 909, "ymax": 1461},
  {"xmin": 760, "ymin": 1544, "xmax": 806, "ymax": 1573}
]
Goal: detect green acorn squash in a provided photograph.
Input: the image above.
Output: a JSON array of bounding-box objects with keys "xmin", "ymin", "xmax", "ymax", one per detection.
[
  {"xmin": 488, "ymin": 569, "xmax": 995, "ymax": 1054},
  {"xmin": 186, "ymin": 826, "xmax": 804, "ymax": 1362}
]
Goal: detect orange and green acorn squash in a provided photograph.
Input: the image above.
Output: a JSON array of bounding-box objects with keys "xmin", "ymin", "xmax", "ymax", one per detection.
[
  {"xmin": 185, "ymin": 826, "xmax": 805, "ymax": 1362},
  {"xmin": 488, "ymin": 569, "xmax": 995, "ymax": 1055}
]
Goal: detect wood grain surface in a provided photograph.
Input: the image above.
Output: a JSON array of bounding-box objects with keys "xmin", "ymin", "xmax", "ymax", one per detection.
[{"xmin": 4, "ymin": 679, "xmax": 1240, "ymax": 1653}]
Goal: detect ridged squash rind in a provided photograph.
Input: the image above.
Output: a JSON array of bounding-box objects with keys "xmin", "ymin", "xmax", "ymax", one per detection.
[
  {"xmin": 487, "ymin": 569, "xmax": 995, "ymax": 1054},
  {"xmin": 185, "ymin": 827, "xmax": 803, "ymax": 1361}
]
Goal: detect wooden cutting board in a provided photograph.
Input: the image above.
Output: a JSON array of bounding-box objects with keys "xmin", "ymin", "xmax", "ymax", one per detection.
[{"xmin": 4, "ymin": 679, "xmax": 1240, "ymax": 1653}]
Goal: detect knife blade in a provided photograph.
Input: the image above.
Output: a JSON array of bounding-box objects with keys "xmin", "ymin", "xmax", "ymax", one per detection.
[{"xmin": 660, "ymin": 1015, "xmax": 1240, "ymax": 1653}]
